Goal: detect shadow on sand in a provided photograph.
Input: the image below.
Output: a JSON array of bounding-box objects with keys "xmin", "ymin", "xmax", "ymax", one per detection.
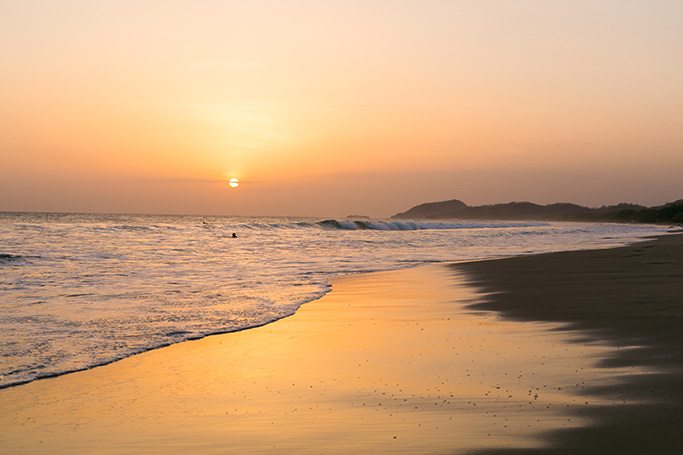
[{"xmin": 456, "ymin": 234, "xmax": 683, "ymax": 454}]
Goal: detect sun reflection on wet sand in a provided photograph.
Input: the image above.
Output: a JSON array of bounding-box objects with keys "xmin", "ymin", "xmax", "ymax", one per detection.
[{"xmin": 0, "ymin": 265, "xmax": 646, "ymax": 454}]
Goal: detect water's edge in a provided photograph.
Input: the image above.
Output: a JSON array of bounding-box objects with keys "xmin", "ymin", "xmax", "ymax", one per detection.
[{"xmin": 0, "ymin": 233, "xmax": 663, "ymax": 391}]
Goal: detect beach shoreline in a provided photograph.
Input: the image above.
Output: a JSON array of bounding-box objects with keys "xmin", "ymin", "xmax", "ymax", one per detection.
[{"xmin": 1, "ymin": 234, "xmax": 681, "ymax": 453}]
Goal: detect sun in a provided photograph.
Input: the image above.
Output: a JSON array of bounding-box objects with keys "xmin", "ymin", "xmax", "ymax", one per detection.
[{"xmin": 228, "ymin": 178, "xmax": 239, "ymax": 189}]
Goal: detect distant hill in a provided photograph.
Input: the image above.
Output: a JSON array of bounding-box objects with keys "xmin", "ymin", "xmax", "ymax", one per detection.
[{"xmin": 393, "ymin": 199, "xmax": 683, "ymax": 224}]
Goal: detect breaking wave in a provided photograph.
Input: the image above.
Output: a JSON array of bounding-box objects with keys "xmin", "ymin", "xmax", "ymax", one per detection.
[
  {"xmin": 236, "ymin": 219, "xmax": 548, "ymax": 231},
  {"xmin": 316, "ymin": 219, "xmax": 546, "ymax": 230},
  {"xmin": 0, "ymin": 253, "xmax": 25, "ymax": 264}
]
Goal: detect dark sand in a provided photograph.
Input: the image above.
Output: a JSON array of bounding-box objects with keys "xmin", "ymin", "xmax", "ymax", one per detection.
[{"xmin": 455, "ymin": 233, "xmax": 683, "ymax": 454}]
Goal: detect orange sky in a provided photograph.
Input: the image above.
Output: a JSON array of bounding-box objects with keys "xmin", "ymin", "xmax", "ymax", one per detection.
[{"xmin": 1, "ymin": 1, "xmax": 682, "ymax": 217}]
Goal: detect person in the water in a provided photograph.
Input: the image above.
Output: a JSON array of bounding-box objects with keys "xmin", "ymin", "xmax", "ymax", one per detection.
[{"xmin": 232, "ymin": 233, "xmax": 237, "ymax": 238}]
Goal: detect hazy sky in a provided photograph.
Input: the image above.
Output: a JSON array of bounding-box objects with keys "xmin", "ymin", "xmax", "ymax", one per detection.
[{"xmin": 1, "ymin": 0, "xmax": 682, "ymax": 217}]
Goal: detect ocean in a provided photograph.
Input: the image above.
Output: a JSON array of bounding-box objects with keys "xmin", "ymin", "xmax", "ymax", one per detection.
[{"xmin": 0, "ymin": 212, "xmax": 671, "ymax": 388}]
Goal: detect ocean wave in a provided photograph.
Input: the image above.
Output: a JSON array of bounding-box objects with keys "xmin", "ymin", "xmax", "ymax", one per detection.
[
  {"xmin": 0, "ymin": 253, "xmax": 25, "ymax": 264},
  {"xmin": 89, "ymin": 224, "xmax": 154, "ymax": 233},
  {"xmin": 314, "ymin": 219, "xmax": 546, "ymax": 231},
  {"xmin": 0, "ymin": 283, "xmax": 334, "ymax": 390},
  {"xmin": 226, "ymin": 219, "xmax": 548, "ymax": 231}
]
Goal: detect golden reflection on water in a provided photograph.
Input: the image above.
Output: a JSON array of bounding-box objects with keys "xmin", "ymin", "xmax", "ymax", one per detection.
[{"xmin": 0, "ymin": 265, "xmax": 642, "ymax": 454}]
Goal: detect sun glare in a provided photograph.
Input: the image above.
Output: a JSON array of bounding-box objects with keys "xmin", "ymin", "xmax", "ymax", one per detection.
[{"xmin": 228, "ymin": 178, "xmax": 239, "ymax": 189}]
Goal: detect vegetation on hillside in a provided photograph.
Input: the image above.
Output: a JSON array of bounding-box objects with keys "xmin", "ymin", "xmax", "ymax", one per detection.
[{"xmin": 393, "ymin": 199, "xmax": 683, "ymax": 224}]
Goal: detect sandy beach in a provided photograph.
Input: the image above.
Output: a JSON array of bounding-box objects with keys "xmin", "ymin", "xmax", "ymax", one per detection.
[
  {"xmin": 1, "ymin": 234, "xmax": 682, "ymax": 454},
  {"xmin": 458, "ymin": 233, "xmax": 683, "ymax": 454}
]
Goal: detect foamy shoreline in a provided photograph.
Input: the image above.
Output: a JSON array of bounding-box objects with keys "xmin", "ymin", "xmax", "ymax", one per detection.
[
  {"xmin": 0, "ymin": 252, "xmax": 663, "ymax": 453},
  {"xmin": 1, "ymin": 223, "xmax": 664, "ymax": 391}
]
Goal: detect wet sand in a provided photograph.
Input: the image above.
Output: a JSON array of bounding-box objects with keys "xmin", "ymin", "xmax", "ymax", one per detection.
[
  {"xmin": 457, "ymin": 233, "xmax": 683, "ymax": 454},
  {"xmin": 0, "ymin": 264, "xmax": 643, "ymax": 454}
]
